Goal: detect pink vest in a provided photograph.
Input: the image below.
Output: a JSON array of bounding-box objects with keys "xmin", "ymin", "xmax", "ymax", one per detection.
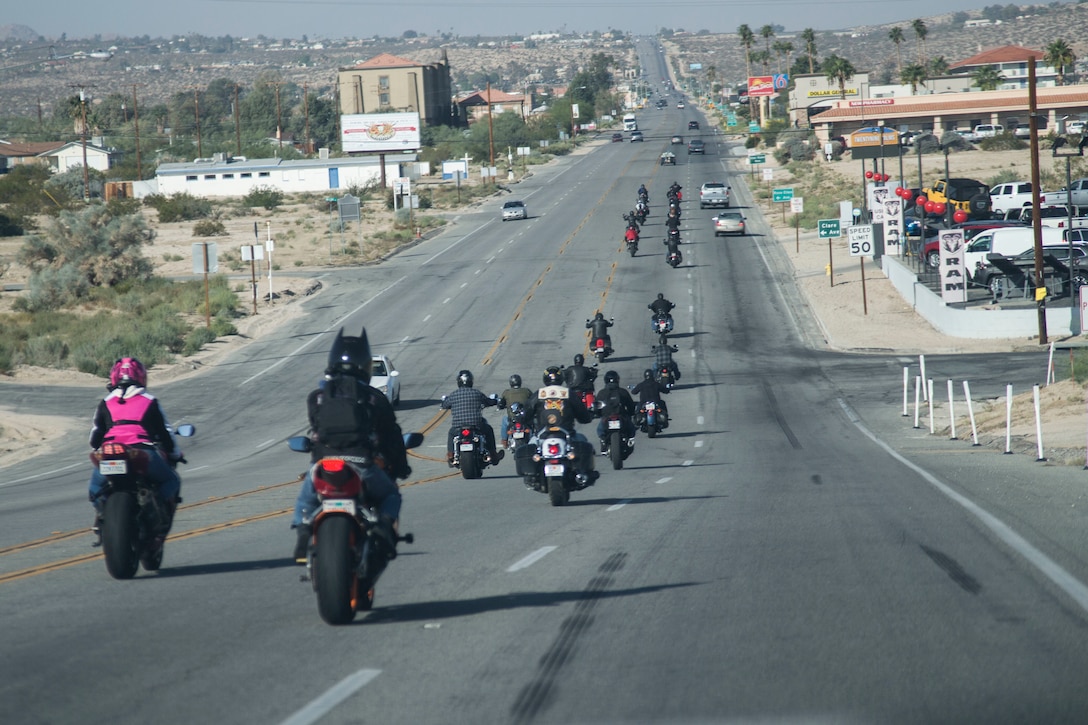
[{"xmin": 103, "ymin": 393, "xmax": 155, "ymax": 446}]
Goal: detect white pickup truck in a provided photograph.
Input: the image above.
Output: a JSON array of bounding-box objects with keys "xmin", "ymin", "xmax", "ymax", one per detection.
[
  {"xmin": 699, "ymin": 182, "xmax": 731, "ymax": 209},
  {"xmin": 989, "ymin": 181, "xmax": 1033, "ymax": 214},
  {"xmin": 1041, "ymin": 178, "xmax": 1088, "ymax": 207}
]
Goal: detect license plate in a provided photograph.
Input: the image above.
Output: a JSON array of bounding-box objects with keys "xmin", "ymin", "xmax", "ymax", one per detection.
[
  {"xmin": 321, "ymin": 499, "xmax": 356, "ymax": 516},
  {"xmin": 99, "ymin": 460, "xmax": 127, "ymax": 475},
  {"xmin": 544, "ymin": 464, "xmax": 564, "ymax": 477},
  {"xmin": 608, "ymin": 420, "xmax": 621, "ymax": 429},
  {"xmin": 513, "ymin": 431, "xmax": 525, "ymax": 439},
  {"xmin": 459, "ymin": 443, "xmax": 475, "ymax": 451}
]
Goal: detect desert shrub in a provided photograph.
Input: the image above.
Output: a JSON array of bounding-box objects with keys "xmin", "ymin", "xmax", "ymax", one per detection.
[
  {"xmin": 745, "ymin": 135, "xmax": 762, "ymax": 149},
  {"xmin": 774, "ymin": 139, "xmax": 815, "ymax": 164},
  {"xmin": 979, "ymin": 134, "xmax": 1026, "ymax": 151},
  {"xmin": 145, "ymin": 192, "xmax": 212, "ymax": 223},
  {"xmin": 106, "ymin": 197, "xmax": 142, "ymax": 216},
  {"xmin": 14, "ymin": 266, "xmax": 89, "ymax": 312},
  {"xmin": 193, "ymin": 218, "xmax": 227, "ymax": 237},
  {"xmin": 20, "ymin": 335, "xmax": 69, "ymax": 368},
  {"xmin": 182, "ymin": 326, "xmax": 217, "ymax": 355},
  {"xmin": 939, "ymin": 132, "xmax": 972, "ymax": 152},
  {"xmin": 242, "ymin": 185, "xmax": 284, "ymax": 210}
]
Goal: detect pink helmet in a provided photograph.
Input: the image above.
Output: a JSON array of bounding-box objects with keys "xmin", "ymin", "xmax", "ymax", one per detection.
[{"xmin": 109, "ymin": 357, "xmax": 147, "ymax": 389}]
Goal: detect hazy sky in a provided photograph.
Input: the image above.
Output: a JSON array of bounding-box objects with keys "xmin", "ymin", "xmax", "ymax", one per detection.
[{"xmin": 10, "ymin": 0, "xmax": 999, "ymax": 40}]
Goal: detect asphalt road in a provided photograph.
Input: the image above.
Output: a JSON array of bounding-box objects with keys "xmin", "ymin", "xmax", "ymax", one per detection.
[{"xmin": 2, "ymin": 44, "xmax": 1088, "ymax": 725}]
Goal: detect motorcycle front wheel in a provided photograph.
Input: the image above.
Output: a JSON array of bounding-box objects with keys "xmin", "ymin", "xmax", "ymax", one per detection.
[
  {"xmin": 547, "ymin": 477, "xmax": 568, "ymax": 506},
  {"xmin": 102, "ymin": 492, "xmax": 140, "ymax": 580},
  {"xmin": 610, "ymin": 432, "xmax": 624, "ymax": 470},
  {"xmin": 314, "ymin": 516, "xmax": 357, "ymax": 625}
]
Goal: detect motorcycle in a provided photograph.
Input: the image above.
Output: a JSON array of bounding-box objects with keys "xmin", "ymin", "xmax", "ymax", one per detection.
[
  {"xmin": 91, "ymin": 424, "xmax": 195, "ymax": 579},
  {"xmin": 287, "ymin": 432, "xmax": 423, "ymax": 624},
  {"xmin": 442, "ymin": 394, "xmax": 503, "ymax": 480},
  {"xmin": 626, "ymin": 235, "xmax": 639, "ymax": 257},
  {"xmin": 506, "ymin": 402, "xmax": 534, "ymax": 452},
  {"xmin": 636, "ymin": 401, "xmax": 666, "ymax": 438},
  {"xmin": 666, "ymin": 246, "xmax": 683, "ymax": 268},
  {"xmin": 652, "ymin": 312, "xmax": 674, "ymax": 336},
  {"xmin": 667, "ymin": 228, "xmax": 681, "ymax": 245},
  {"xmin": 635, "ymin": 203, "xmax": 648, "ymax": 224},
  {"xmin": 656, "ymin": 364, "xmax": 677, "ymax": 391},
  {"xmin": 600, "ymin": 412, "xmax": 635, "ymax": 470},
  {"xmin": 591, "ymin": 335, "xmax": 613, "ymax": 362},
  {"xmin": 517, "ymin": 425, "xmax": 596, "ymax": 506}
]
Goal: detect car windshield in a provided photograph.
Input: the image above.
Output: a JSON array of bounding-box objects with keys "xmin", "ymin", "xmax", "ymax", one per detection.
[
  {"xmin": 704, "ymin": 183, "xmax": 724, "ymax": 190},
  {"xmin": 504, "ymin": 202, "xmax": 523, "ymax": 209},
  {"xmin": 371, "ymin": 360, "xmax": 388, "ymax": 376}
]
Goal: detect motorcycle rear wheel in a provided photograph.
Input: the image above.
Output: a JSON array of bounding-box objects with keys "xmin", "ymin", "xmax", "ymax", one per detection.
[
  {"xmin": 102, "ymin": 492, "xmax": 140, "ymax": 580},
  {"xmin": 460, "ymin": 450, "xmax": 481, "ymax": 480},
  {"xmin": 610, "ymin": 432, "xmax": 623, "ymax": 470},
  {"xmin": 314, "ymin": 516, "xmax": 357, "ymax": 625},
  {"xmin": 628, "ymin": 244, "xmax": 637, "ymax": 257},
  {"xmin": 647, "ymin": 425, "xmax": 658, "ymax": 439},
  {"xmin": 547, "ymin": 477, "xmax": 568, "ymax": 506}
]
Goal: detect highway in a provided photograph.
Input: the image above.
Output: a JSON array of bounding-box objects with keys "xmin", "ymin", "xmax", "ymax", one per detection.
[{"xmin": 2, "ymin": 40, "xmax": 1088, "ymax": 725}]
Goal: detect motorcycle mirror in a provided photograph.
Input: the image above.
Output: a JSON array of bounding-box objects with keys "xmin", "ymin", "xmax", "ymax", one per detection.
[
  {"xmin": 403, "ymin": 432, "xmax": 425, "ymax": 449},
  {"xmin": 286, "ymin": 435, "xmax": 312, "ymax": 453},
  {"xmin": 175, "ymin": 424, "xmax": 196, "ymax": 437}
]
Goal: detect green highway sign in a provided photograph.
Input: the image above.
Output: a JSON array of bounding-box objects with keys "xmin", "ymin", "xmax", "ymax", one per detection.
[
  {"xmin": 772, "ymin": 187, "xmax": 794, "ymax": 203},
  {"xmin": 748, "ymin": 122, "xmax": 761, "ymax": 133},
  {"xmin": 818, "ymin": 219, "xmax": 841, "ymax": 238},
  {"xmin": 747, "ymin": 154, "xmax": 766, "ymax": 164},
  {"xmin": 726, "ymin": 114, "xmax": 737, "ymax": 126}
]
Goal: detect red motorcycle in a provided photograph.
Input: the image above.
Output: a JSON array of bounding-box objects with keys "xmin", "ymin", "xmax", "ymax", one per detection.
[{"xmin": 287, "ymin": 432, "xmax": 422, "ymax": 625}]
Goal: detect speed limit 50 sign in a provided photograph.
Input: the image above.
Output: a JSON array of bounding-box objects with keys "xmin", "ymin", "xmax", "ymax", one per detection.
[{"xmin": 847, "ymin": 225, "xmax": 874, "ymax": 257}]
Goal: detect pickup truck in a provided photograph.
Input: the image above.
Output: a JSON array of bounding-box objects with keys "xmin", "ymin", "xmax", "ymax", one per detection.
[
  {"xmin": 989, "ymin": 181, "xmax": 1033, "ymax": 214},
  {"xmin": 921, "ymin": 178, "xmax": 991, "ymax": 220},
  {"xmin": 699, "ymin": 182, "xmax": 731, "ymax": 209},
  {"xmin": 1040, "ymin": 178, "xmax": 1088, "ymax": 207}
]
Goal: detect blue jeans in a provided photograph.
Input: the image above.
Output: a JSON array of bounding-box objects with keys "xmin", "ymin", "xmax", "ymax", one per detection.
[
  {"xmin": 292, "ymin": 462, "xmax": 402, "ymax": 528},
  {"xmin": 88, "ymin": 446, "xmax": 180, "ymax": 509}
]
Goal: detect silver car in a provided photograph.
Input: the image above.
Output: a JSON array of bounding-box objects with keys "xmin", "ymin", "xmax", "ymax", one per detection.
[
  {"xmin": 713, "ymin": 211, "xmax": 746, "ymax": 236},
  {"xmin": 501, "ymin": 200, "xmax": 527, "ymax": 221}
]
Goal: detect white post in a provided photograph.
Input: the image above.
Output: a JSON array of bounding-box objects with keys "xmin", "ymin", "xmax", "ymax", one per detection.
[
  {"xmin": 927, "ymin": 379, "xmax": 935, "ymax": 434},
  {"xmin": 902, "ymin": 367, "xmax": 910, "ymax": 416},
  {"xmin": 963, "ymin": 381, "xmax": 980, "ymax": 446},
  {"xmin": 1033, "ymin": 383, "xmax": 1046, "ymax": 461},
  {"xmin": 913, "ymin": 375, "xmax": 922, "ymax": 429},
  {"xmin": 266, "ymin": 220, "xmax": 274, "ymax": 304},
  {"xmin": 919, "ymin": 354, "xmax": 928, "ymax": 400},
  {"xmin": 1047, "ymin": 342, "xmax": 1056, "ymax": 385},
  {"xmin": 947, "ymin": 379, "xmax": 957, "ymax": 440},
  {"xmin": 1005, "ymin": 383, "xmax": 1014, "ymax": 454}
]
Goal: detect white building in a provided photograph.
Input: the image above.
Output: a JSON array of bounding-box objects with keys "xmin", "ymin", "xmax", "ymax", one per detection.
[
  {"xmin": 40, "ymin": 141, "xmax": 119, "ymax": 173},
  {"xmin": 154, "ymin": 152, "xmax": 420, "ymax": 198}
]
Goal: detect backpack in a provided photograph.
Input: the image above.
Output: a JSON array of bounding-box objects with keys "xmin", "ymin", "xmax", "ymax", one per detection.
[{"xmin": 314, "ymin": 376, "xmax": 373, "ymax": 451}]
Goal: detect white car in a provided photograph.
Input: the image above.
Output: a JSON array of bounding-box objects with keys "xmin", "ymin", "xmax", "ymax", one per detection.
[
  {"xmin": 1067, "ymin": 120, "xmax": 1086, "ymax": 135},
  {"xmin": 370, "ymin": 355, "xmax": 400, "ymax": 406},
  {"xmin": 501, "ymin": 200, "xmax": 527, "ymax": 221}
]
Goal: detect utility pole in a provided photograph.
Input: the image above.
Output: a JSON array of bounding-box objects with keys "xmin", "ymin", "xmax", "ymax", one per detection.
[
  {"xmin": 131, "ymin": 84, "xmax": 143, "ymax": 180},
  {"xmin": 193, "ymin": 87, "xmax": 203, "ymax": 157},
  {"xmin": 233, "ymin": 83, "xmax": 242, "ymax": 156},
  {"xmin": 303, "ymin": 83, "xmax": 311, "ymax": 154},
  {"xmin": 486, "ymin": 81, "xmax": 495, "ymax": 184},
  {"xmin": 269, "ymin": 81, "xmax": 285, "ymax": 152},
  {"xmin": 69, "ymin": 83, "xmax": 95, "ymax": 202}
]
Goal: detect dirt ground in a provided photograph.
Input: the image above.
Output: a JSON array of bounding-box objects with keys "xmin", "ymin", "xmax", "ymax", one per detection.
[{"xmin": 2, "ymin": 139, "xmax": 1087, "ymax": 466}]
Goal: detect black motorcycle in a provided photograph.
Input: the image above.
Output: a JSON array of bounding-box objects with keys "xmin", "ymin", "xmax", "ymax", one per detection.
[
  {"xmin": 600, "ymin": 412, "xmax": 635, "ymax": 470},
  {"xmin": 665, "ymin": 243, "xmax": 682, "ymax": 268},
  {"xmin": 515, "ymin": 426, "xmax": 597, "ymax": 506}
]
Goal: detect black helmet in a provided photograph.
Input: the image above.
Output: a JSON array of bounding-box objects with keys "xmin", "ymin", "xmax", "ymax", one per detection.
[
  {"xmin": 573, "ymin": 353, "xmax": 584, "ymax": 366},
  {"xmin": 657, "ymin": 292, "xmax": 665, "ymax": 300},
  {"xmin": 659, "ymin": 334, "xmax": 669, "ymax": 345},
  {"xmin": 509, "ymin": 374, "xmax": 522, "ymax": 388},
  {"xmin": 326, "ymin": 328, "xmax": 372, "ymax": 382},
  {"xmin": 643, "ymin": 369, "xmax": 654, "ymax": 381},
  {"xmin": 457, "ymin": 369, "xmax": 474, "ymax": 388},
  {"xmin": 594, "ymin": 312, "xmax": 605, "ymax": 321},
  {"xmin": 604, "ymin": 370, "xmax": 620, "ymax": 388},
  {"xmin": 543, "ymin": 366, "xmax": 563, "ymax": 386}
]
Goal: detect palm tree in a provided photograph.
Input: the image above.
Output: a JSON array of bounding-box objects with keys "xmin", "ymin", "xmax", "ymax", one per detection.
[
  {"xmin": 752, "ymin": 50, "xmax": 772, "ymax": 75},
  {"xmin": 1044, "ymin": 38, "xmax": 1076, "ymax": 86},
  {"xmin": 971, "ymin": 64, "xmax": 1004, "ymax": 90},
  {"xmin": 929, "ymin": 55, "xmax": 949, "ymax": 76},
  {"xmin": 773, "ymin": 40, "xmax": 794, "ymax": 75},
  {"xmin": 901, "ymin": 63, "xmax": 928, "ymax": 95},
  {"xmin": 911, "ymin": 19, "xmax": 928, "ymax": 65},
  {"xmin": 801, "ymin": 28, "xmax": 817, "ymax": 74},
  {"xmin": 760, "ymin": 24, "xmax": 775, "ymax": 57},
  {"xmin": 737, "ymin": 24, "xmax": 755, "ymax": 79},
  {"xmin": 889, "ymin": 27, "xmax": 905, "ymax": 75},
  {"xmin": 823, "ymin": 54, "xmax": 856, "ymax": 99}
]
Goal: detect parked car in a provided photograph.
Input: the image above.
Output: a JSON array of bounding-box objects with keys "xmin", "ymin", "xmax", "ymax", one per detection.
[
  {"xmin": 1041, "ymin": 178, "xmax": 1088, "ymax": 207},
  {"xmin": 1014, "ymin": 205, "xmax": 1086, "ymax": 228},
  {"xmin": 921, "ymin": 178, "xmax": 991, "ymax": 219},
  {"xmin": 713, "ymin": 211, "xmax": 746, "ymax": 236},
  {"xmin": 1067, "ymin": 120, "xmax": 1086, "ymax": 135},
  {"xmin": 370, "ymin": 355, "xmax": 401, "ymax": 406},
  {"xmin": 699, "ymin": 182, "xmax": 731, "ymax": 209},
  {"xmin": 972, "ymin": 244, "xmax": 1088, "ymax": 295},
  {"xmin": 922, "ymin": 221, "xmax": 1026, "ymax": 268},
  {"xmin": 671, "ymin": 135, "xmax": 684, "ymax": 145},
  {"xmin": 687, "ymin": 139, "xmax": 705, "ymax": 154},
  {"xmin": 501, "ymin": 200, "xmax": 527, "ymax": 221},
  {"xmin": 963, "ymin": 226, "xmax": 1066, "ymax": 271},
  {"xmin": 688, "ymin": 120, "xmax": 700, "ymax": 130},
  {"xmin": 1013, "ymin": 124, "xmax": 1032, "ymax": 139},
  {"xmin": 973, "ymin": 124, "xmax": 1005, "ymax": 138},
  {"xmin": 611, "ymin": 132, "xmax": 624, "ymax": 143},
  {"xmin": 989, "ymin": 181, "xmax": 1033, "ymax": 214},
  {"xmin": 630, "ymin": 130, "xmax": 644, "ymax": 142}
]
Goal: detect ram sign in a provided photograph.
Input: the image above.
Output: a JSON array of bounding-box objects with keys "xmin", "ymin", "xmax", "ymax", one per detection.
[{"xmin": 341, "ymin": 112, "xmax": 421, "ymax": 153}]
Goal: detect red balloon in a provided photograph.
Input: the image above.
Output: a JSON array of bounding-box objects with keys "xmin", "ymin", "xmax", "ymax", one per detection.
[
  {"xmin": 934, "ymin": 202, "xmax": 947, "ymax": 215},
  {"xmin": 865, "ymin": 170, "xmax": 874, "ymax": 179},
  {"xmin": 882, "ymin": 174, "xmax": 891, "ymax": 182},
  {"xmin": 953, "ymin": 209, "xmax": 968, "ymax": 223},
  {"xmin": 916, "ymin": 194, "xmax": 928, "ymax": 206},
  {"xmin": 902, "ymin": 189, "xmax": 914, "ymax": 201},
  {"xmin": 924, "ymin": 201, "xmax": 936, "ymax": 213},
  {"xmin": 895, "ymin": 186, "xmax": 905, "ymax": 196}
]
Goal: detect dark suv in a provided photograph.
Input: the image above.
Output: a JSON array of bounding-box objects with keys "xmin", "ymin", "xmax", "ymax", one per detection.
[
  {"xmin": 687, "ymin": 139, "xmax": 705, "ymax": 155},
  {"xmin": 688, "ymin": 120, "xmax": 700, "ymax": 130}
]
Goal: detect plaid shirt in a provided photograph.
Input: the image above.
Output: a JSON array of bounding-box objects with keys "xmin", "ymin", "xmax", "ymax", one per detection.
[
  {"xmin": 653, "ymin": 344, "xmax": 677, "ymax": 369},
  {"xmin": 441, "ymin": 387, "xmax": 496, "ymax": 426}
]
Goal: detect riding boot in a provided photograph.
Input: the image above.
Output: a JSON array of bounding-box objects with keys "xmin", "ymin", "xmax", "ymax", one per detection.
[{"xmin": 293, "ymin": 524, "xmax": 312, "ymax": 565}]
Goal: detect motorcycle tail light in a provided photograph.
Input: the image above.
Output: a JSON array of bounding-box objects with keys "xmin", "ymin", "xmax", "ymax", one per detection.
[
  {"xmin": 461, "ymin": 428, "xmax": 471, "ymax": 437},
  {"xmin": 546, "ymin": 443, "xmax": 560, "ymax": 456},
  {"xmin": 595, "ymin": 339, "xmax": 604, "ymax": 347},
  {"xmin": 102, "ymin": 442, "xmax": 127, "ymax": 457},
  {"xmin": 321, "ymin": 459, "xmax": 346, "ymax": 473}
]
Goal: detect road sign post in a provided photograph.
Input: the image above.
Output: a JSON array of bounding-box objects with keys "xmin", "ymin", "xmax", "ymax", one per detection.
[
  {"xmin": 773, "ymin": 187, "xmax": 794, "ymax": 222},
  {"xmin": 848, "ymin": 224, "xmax": 875, "ymax": 315},
  {"xmin": 818, "ymin": 219, "xmax": 841, "ymax": 281}
]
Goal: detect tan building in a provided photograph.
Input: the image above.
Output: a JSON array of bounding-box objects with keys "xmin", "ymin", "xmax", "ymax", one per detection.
[
  {"xmin": 456, "ymin": 88, "xmax": 529, "ymax": 125},
  {"xmin": 337, "ymin": 51, "xmax": 456, "ymax": 127}
]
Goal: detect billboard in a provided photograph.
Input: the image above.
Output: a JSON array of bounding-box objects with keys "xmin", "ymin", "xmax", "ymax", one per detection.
[
  {"xmin": 748, "ymin": 74, "xmax": 788, "ymax": 97},
  {"xmin": 341, "ymin": 112, "xmax": 421, "ymax": 153}
]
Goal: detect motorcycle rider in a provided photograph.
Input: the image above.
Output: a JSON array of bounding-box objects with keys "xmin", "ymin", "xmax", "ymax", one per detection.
[
  {"xmin": 531, "ymin": 366, "xmax": 598, "ymax": 486},
  {"xmin": 564, "ymin": 353, "xmax": 597, "ymax": 398},
  {"xmin": 594, "ymin": 370, "xmax": 637, "ymax": 452},
  {"xmin": 664, "ymin": 234, "xmax": 682, "ymax": 265},
  {"xmin": 440, "ymin": 369, "xmax": 503, "ymax": 466},
  {"xmin": 653, "ymin": 334, "xmax": 681, "ymax": 382},
  {"xmin": 631, "ymin": 368, "xmax": 670, "ymax": 429},
  {"xmin": 624, "ymin": 224, "xmax": 639, "ymax": 246},
  {"xmin": 499, "ymin": 374, "xmax": 533, "ymax": 448},
  {"xmin": 88, "ymin": 357, "xmax": 184, "ymax": 540},
  {"xmin": 638, "ymin": 183, "xmax": 648, "ymax": 199},
  {"xmin": 292, "ymin": 328, "xmax": 410, "ymax": 564},
  {"xmin": 665, "ymin": 210, "xmax": 681, "ymax": 233},
  {"xmin": 649, "ymin": 293, "xmax": 675, "ymax": 317},
  {"xmin": 586, "ymin": 312, "xmax": 614, "ymax": 350}
]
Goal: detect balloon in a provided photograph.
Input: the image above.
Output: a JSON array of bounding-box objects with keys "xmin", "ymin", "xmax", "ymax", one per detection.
[
  {"xmin": 934, "ymin": 202, "xmax": 947, "ymax": 215},
  {"xmin": 953, "ymin": 209, "xmax": 968, "ymax": 223},
  {"xmin": 902, "ymin": 189, "xmax": 914, "ymax": 201},
  {"xmin": 865, "ymin": 170, "xmax": 874, "ymax": 179},
  {"xmin": 924, "ymin": 201, "xmax": 936, "ymax": 213},
  {"xmin": 895, "ymin": 187, "xmax": 905, "ymax": 197},
  {"xmin": 916, "ymin": 194, "xmax": 928, "ymax": 206},
  {"xmin": 882, "ymin": 174, "xmax": 891, "ymax": 182}
]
